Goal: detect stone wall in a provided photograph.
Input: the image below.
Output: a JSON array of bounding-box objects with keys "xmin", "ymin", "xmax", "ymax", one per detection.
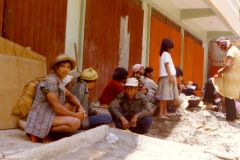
[{"xmin": 0, "ymin": 37, "xmax": 46, "ymax": 129}]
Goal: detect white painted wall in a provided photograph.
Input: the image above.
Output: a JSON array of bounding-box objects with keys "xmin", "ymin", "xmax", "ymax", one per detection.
[
  {"xmin": 141, "ymin": 1, "xmax": 151, "ymax": 66},
  {"xmin": 65, "ymin": 0, "xmax": 81, "ymax": 62}
]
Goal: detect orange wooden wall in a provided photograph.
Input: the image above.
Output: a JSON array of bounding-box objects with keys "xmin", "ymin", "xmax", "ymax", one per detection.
[
  {"xmin": 183, "ymin": 33, "xmax": 204, "ymax": 90},
  {"xmin": 84, "ymin": 0, "xmax": 143, "ymax": 100},
  {"xmin": 0, "ymin": 0, "xmax": 4, "ymax": 36},
  {"xmin": 149, "ymin": 15, "xmax": 181, "ymax": 81},
  {"xmin": 149, "ymin": 11, "xmax": 204, "ymax": 92},
  {"xmin": 2, "ymin": 0, "xmax": 67, "ymax": 70}
]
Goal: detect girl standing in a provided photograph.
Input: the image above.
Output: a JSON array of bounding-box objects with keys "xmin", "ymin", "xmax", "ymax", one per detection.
[{"xmin": 155, "ymin": 38, "xmax": 179, "ymax": 119}]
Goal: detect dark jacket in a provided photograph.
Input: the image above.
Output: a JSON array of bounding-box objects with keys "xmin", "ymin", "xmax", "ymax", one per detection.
[{"xmin": 109, "ymin": 92, "xmax": 154, "ymax": 119}]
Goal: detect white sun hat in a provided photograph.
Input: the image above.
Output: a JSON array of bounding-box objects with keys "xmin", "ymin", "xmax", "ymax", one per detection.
[{"xmin": 125, "ymin": 78, "xmax": 138, "ymax": 87}]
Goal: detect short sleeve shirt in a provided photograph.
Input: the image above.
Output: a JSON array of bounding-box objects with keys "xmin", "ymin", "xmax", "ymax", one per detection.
[{"xmin": 159, "ymin": 51, "xmax": 176, "ymax": 77}]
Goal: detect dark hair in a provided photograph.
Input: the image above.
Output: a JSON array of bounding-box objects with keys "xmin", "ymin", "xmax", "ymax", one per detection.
[
  {"xmin": 112, "ymin": 67, "xmax": 128, "ymax": 81},
  {"xmin": 175, "ymin": 66, "xmax": 183, "ymax": 77},
  {"xmin": 160, "ymin": 38, "xmax": 174, "ymax": 56},
  {"xmin": 144, "ymin": 67, "xmax": 153, "ymax": 77}
]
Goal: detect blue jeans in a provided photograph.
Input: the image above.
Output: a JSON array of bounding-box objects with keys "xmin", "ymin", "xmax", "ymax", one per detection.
[
  {"xmin": 88, "ymin": 114, "xmax": 112, "ymax": 128},
  {"xmin": 114, "ymin": 115, "xmax": 153, "ymax": 134}
]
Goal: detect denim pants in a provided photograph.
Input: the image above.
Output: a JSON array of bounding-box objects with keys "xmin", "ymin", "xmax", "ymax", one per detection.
[
  {"xmin": 88, "ymin": 114, "xmax": 112, "ymax": 128},
  {"xmin": 114, "ymin": 115, "xmax": 153, "ymax": 134}
]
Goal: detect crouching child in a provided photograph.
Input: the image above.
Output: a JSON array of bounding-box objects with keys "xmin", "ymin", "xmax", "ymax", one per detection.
[{"xmin": 109, "ymin": 78, "xmax": 154, "ymax": 134}]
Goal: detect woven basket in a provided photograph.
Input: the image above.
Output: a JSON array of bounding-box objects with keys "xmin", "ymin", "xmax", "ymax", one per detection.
[{"xmin": 12, "ymin": 77, "xmax": 45, "ymax": 119}]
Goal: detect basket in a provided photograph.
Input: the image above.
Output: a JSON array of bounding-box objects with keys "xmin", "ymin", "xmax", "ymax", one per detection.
[{"xmin": 188, "ymin": 96, "xmax": 201, "ymax": 108}]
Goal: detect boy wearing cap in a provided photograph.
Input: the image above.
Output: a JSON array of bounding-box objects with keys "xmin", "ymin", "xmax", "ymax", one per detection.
[
  {"xmin": 71, "ymin": 67, "xmax": 112, "ymax": 129},
  {"xmin": 25, "ymin": 54, "xmax": 86, "ymax": 143},
  {"xmin": 109, "ymin": 78, "xmax": 154, "ymax": 134}
]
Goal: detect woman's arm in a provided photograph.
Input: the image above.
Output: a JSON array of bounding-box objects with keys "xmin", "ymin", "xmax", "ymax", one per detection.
[
  {"xmin": 165, "ymin": 62, "xmax": 174, "ymax": 83},
  {"xmin": 47, "ymin": 91, "xmax": 85, "ymax": 120},
  {"xmin": 217, "ymin": 56, "xmax": 233, "ymax": 76},
  {"xmin": 65, "ymin": 88, "xmax": 85, "ymax": 112}
]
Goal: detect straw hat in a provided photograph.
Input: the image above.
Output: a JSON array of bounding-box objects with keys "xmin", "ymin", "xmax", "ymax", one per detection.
[
  {"xmin": 80, "ymin": 68, "xmax": 98, "ymax": 81},
  {"xmin": 125, "ymin": 78, "xmax": 138, "ymax": 87},
  {"xmin": 51, "ymin": 54, "xmax": 76, "ymax": 70}
]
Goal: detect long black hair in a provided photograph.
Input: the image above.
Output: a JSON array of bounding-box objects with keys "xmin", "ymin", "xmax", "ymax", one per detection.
[{"xmin": 159, "ymin": 38, "xmax": 174, "ymax": 56}]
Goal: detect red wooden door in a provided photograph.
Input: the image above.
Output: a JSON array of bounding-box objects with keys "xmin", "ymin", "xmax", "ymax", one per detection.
[
  {"xmin": 2, "ymin": 0, "xmax": 67, "ymax": 70},
  {"xmin": 0, "ymin": 0, "xmax": 4, "ymax": 36},
  {"xmin": 84, "ymin": 0, "xmax": 143, "ymax": 100}
]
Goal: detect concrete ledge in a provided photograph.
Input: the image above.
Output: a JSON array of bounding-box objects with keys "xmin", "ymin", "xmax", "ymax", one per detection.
[{"xmin": 5, "ymin": 125, "xmax": 109, "ymax": 160}]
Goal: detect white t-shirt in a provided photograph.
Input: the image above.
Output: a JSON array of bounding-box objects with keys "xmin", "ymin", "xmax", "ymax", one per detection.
[{"xmin": 159, "ymin": 51, "xmax": 176, "ymax": 77}]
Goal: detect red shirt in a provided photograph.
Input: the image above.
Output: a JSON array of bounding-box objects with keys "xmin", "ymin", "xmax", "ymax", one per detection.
[{"xmin": 99, "ymin": 80, "xmax": 124, "ymax": 105}]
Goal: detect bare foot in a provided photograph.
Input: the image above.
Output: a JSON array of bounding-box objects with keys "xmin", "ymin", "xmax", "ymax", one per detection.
[
  {"xmin": 167, "ymin": 113, "xmax": 177, "ymax": 116},
  {"xmin": 158, "ymin": 115, "xmax": 170, "ymax": 120}
]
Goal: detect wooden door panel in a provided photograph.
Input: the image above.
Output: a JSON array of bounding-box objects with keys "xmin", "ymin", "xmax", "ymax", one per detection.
[{"xmin": 3, "ymin": 0, "xmax": 67, "ymax": 70}]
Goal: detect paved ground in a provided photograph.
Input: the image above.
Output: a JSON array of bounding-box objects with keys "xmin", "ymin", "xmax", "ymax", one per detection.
[{"xmin": 1, "ymin": 107, "xmax": 240, "ymax": 160}]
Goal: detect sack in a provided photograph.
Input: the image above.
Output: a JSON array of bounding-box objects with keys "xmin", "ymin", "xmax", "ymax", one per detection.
[{"xmin": 12, "ymin": 77, "xmax": 46, "ymax": 120}]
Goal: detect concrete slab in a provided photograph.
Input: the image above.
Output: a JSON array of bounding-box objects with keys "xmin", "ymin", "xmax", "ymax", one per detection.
[
  {"xmin": 51, "ymin": 128, "xmax": 220, "ymax": 160},
  {"xmin": 4, "ymin": 126, "xmax": 109, "ymax": 160},
  {"xmin": 0, "ymin": 129, "xmax": 43, "ymax": 158},
  {"xmin": 0, "ymin": 127, "xmax": 223, "ymax": 160},
  {"xmin": 1, "ymin": 109, "xmax": 240, "ymax": 160}
]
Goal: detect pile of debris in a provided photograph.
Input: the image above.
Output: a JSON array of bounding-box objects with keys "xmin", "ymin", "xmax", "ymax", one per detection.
[{"xmin": 147, "ymin": 109, "xmax": 240, "ymax": 159}]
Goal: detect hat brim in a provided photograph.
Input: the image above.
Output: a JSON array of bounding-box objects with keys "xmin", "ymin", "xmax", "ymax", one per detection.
[
  {"xmin": 51, "ymin": 57, "xmax": 76, "ymax": 70},
  {"xmin": 125, "ymin": 84, "xmax": 138, "ymax": 87}
]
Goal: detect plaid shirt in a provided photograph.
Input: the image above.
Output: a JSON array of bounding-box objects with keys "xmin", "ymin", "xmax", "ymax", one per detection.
[{"xmin": 25, "ymin": 73, "xmax": 65, "ymax": 138}]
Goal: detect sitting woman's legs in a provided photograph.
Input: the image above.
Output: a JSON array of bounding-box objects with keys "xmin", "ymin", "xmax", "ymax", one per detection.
[
  {"xmin": 88, "ymin": 114, "xmax": 112, "ymax": 128},
  {"xmin": 51, "ymin": 116, "xmax": 81, "ymax": 133},
  {"xmin": 64, "ymin": 102, "xmax": 77, "ymax": 112}
]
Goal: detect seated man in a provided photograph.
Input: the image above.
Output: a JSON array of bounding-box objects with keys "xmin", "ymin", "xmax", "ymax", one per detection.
[
  {"xmin": 109, "ymin": 77, "xmax": 154, "ymax": 134},
  {"xmin": 25, "ymin": 54, "xmax": 86, "ymax": 143},
  {"xmin": 71, "ymin": 67, "xmax": 112, "ymax": 129}
]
